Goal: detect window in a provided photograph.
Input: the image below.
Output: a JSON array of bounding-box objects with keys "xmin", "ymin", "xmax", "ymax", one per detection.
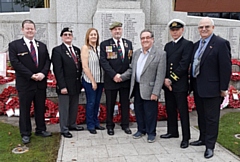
[
  {"xmin": 188, "ymin": 12, "xmax": 240, "ymax": 20},
  {"xmin": 0, "ymin": 0, "xmax": 44, "ymax": 12}
]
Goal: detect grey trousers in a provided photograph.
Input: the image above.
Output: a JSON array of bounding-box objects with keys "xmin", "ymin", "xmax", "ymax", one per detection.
[{"xmin": 58, "ymin": 94, "xmax": 79, "ymax": 133}]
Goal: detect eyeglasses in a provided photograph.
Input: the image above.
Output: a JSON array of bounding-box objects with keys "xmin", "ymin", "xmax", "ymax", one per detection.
[
  {"xmin": 198, "ymin": 25, "xmax": 211, "ymax": 30},
  {"xmin": 63, "ymin": 33, "xmax": 72, "ymax": 36},
  {"xmin": 140, "ymin": 36, "xmax": 152, "ymax": 40}
]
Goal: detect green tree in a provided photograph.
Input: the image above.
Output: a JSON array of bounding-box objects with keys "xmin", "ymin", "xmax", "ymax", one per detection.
[{"xmin": 14, "ymin": 0, "xmax": 44, "ymax": 8}]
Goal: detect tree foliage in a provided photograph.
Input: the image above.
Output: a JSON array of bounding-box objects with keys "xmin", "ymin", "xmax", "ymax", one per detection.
[{"xmin": 14, "ymin": 0, "xmax": 44, "ymax": 8}]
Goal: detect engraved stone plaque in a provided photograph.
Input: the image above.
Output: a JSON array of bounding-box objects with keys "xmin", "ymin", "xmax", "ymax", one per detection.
[{"xmin": 94, "ymin": 9, "xmax": 145, "ymax": 50}]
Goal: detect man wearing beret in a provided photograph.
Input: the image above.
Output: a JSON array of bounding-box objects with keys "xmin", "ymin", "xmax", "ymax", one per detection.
[
  {"xmin": 51, "ymin": 27, "xmax": 84, "ymax": 138},
  {"xmin": 160, "ymin": 19, "xmax": 193, "ymax": 148},
  {"xmin": 9, "ymin": 19, "xmax": 52, "ymax": 144},
  {"xmin": 100, "ymin": 21, "xmax": 133, "ymax": 135}
]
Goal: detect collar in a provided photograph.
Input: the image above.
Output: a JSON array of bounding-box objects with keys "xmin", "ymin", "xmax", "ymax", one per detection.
[
  {"xmin": 201, "ymin": 33, "xmax": 213, "ymax": 43},
  {"xmin": 23, "ymin": 36, "xmax": 35, "ymax": 44},
  {"xmin": 64, "ymin": 43, "xmax": 73, "ymax": 48},
  {"xmin": 172, "ymin": 35, "xmax": 183, "ymax": 43},
  {"xmin": 141, "ymin": 47, "xmax": 152, "ymax": 54},
  {"xmin": 113, "ymin": 37, "xmax": 123, "ymax": 44}
]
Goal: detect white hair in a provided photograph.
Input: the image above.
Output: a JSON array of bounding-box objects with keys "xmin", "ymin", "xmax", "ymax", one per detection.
[{"xmin": 198, "ymin": 17, "xmax": 215, "ymax": 26}]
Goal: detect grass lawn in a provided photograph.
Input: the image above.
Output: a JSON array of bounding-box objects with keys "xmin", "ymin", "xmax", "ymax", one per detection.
[
  {"xmin": 218, "ymin": 111, "xmax": 240, "ymax": 157},
  {"xmin": 0, "ymin": 122, "xmax": 60, "ymax": 162},
  {"xmin": 1, "ymin": 111, "xmax": 240, "ymax": 161}
]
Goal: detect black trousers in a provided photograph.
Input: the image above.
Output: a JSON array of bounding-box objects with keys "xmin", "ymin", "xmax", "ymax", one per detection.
[
  {"xmin": 18, "ymin": 89, "xmax": 46, "ymax": 137},
  {"xmin": 164, "ymin": 89, "xmax": 190, "ymax": 140},
  {"xmin": 193, "ymin": 90, "xmax": 222, "ymax": 149},
  {"xmin": 133, "ymin": 82, "xmax": 158, "ymax": 136},
  {"xmin": 194, "ymin": 92, "xmax": 222, "ymax": 149},
  {"xmin": 105, "ymin": 87, "xmax": 130, "ymax": 129}
]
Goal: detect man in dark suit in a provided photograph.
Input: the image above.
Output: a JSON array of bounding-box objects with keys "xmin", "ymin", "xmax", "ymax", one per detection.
[
  {"xmin": 160, "ymin": 19, "xmax": 193, "ymax": 149},
  {"xmin": 51, "ymin": 27, "xmax": 84, "ymax": 138},
  {"xmin": 121, "ymin": 29, "xmax": 166, "ymax": 143},
  {"xmin": 9, "ymin": 19, "xmax": 52, "ymax": 144},
  {"xmin": 100, "ymin": 22, "xmax": 133, "ymax": 135},
  {"xmin": 190, "ymin": 17, "xmax": 231, "ymax": 158}
]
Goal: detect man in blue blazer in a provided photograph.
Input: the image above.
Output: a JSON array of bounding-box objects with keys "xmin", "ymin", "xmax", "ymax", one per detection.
[
  {"xmin": 9, "ymin": 20, "xmax": 52, "ymax": 144},
  {"xmin": 190, "ymin": 17, "xmax": 231, "ymax": 159}
]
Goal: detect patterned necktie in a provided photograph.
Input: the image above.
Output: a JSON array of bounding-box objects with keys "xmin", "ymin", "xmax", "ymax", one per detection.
[
  {"xmin": 30, "ymin": 41, "xmax": 38, "ymax": 67},
  {"xmin": 193, "ymin": 40, "xmax": 206, "ymax": 77},
  {"xmin": 69, "ymin": 47, "xmax": 78, "ymax": 69},
  {"xmin": 117, "ymin": 40, "xmax": 124, "ymax": 62}
]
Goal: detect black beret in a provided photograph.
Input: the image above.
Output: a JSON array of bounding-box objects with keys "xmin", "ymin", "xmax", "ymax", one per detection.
[{"xmin": 60, "ymin": 27, "xmax": 73, "ymax": 36}]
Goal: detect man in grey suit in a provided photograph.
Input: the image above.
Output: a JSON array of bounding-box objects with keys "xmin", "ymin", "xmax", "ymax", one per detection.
[{"xmin": 120, "ymin": 29, "xmax": 166, "ymax": 143}]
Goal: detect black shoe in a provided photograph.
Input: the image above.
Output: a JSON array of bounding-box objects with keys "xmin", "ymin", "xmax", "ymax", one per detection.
[
  {"xmin": 22, "ymin": 136, "xmax": 30, "ymax": 144},
  {"xmin": 204, "ymin": 148, "xmax": 214, "ymax": 158},
  {"xmin": 61, "ymin": 132, "xmax": 73, "ymax": 138},
  {"xmin": 180, "ymin": 140, "xmax": 189, "ymax": 148},
  {"xmin": 190, "ymin": 140, "xmax": 205, "ymax": 146},
  {"xmin": 95, "ymin": 126, "xmax": 105, "ymax": 130},
  {"xmin": 122, "ymin": 127, "xmax": 132, "ymax": 134},
  {"xmin": 69, "ymin": 126, "xmax": 84, "ymax": 131},
  {"xmin": 107, "ymin": 129, "xmax": 114, "ymax": 135},
  {"xmin": 35, "ymin": 131, "xmax": 52, "ymax": 137},
  {"xmin": 160, "ymin": 133, "xmax": 179, "ymax": 138},
  {"xmin": 89, "ymin": 129, "xmax": 97, "ymax": 134}
]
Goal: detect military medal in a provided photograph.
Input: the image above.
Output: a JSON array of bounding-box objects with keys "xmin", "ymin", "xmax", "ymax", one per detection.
[
  {"xmin": 106, "ymin": 46, "xmax": 113, "ymax": 52},
  {"xmin": 124, "ymin": 40, "xmax": 128, "ymax": 48},
  {"xmin": 128, "ymin": 50, "xmax": 133, "ymax": 59}
]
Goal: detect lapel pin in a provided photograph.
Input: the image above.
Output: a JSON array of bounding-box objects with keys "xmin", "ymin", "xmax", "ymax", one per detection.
[{"xmin": 66, "ymin": 51, "xmax": 71, "ymax": 58}]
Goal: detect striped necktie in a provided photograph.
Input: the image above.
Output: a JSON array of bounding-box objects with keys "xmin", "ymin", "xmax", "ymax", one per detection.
[
  {"xmin": 30, "ymin": 41, "xmax": 38, "ymax": 67},
  {"xmin": 69, "ymin": 47, "xmax": 78, "ymax": 69},
  {"xmin": 117, "ymin": 40, "xmax": 124, "ymax": 62}
]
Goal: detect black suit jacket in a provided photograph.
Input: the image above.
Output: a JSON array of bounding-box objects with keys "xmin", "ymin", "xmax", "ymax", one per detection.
[
  {"xmin": 100, "ymin": 38, "xmax": 133, "ymax": 90},
  {"xmin": 9, "ymin": 38, "xmax": 50, "ymax": 91},
  {"xmin": 51, "ymin": 43, "xmax": 82, "ymax": 95},
  {"xmin": 164, "ymin": 37, "xmax": 193, "ymax": 92},
  {"xmin": 190, "ymin": 34, "xmax": 231, "ymax": 97}
]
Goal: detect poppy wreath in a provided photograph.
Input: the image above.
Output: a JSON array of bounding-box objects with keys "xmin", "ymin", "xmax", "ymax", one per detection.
[
  {"xmin": 231, "ymin": 59, "xmax": 240, "ymax": 81},
  {"xmin": 228, "ymin": 85, "xmax": 240, "ymax": 108}
]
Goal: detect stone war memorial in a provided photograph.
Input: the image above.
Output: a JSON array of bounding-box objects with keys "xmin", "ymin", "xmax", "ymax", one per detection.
[
  {"xmin": 0, "ymin": 0, "xmax": 240, "ymax": 117},
  {"xmin": 1, "ymin": 0, "xmax": 240, "ymax": 58}
]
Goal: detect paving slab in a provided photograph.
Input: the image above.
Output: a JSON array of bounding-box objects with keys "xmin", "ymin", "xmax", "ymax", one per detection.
[{"xmin": 57, "ymin": 126, "xmax": 240, "ymax": 162}]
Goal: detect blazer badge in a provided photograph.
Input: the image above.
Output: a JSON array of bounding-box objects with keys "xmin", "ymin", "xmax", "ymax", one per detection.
[{"xmin": 17, "ymin": 52, "xmax": 28, "ymax": 56}]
